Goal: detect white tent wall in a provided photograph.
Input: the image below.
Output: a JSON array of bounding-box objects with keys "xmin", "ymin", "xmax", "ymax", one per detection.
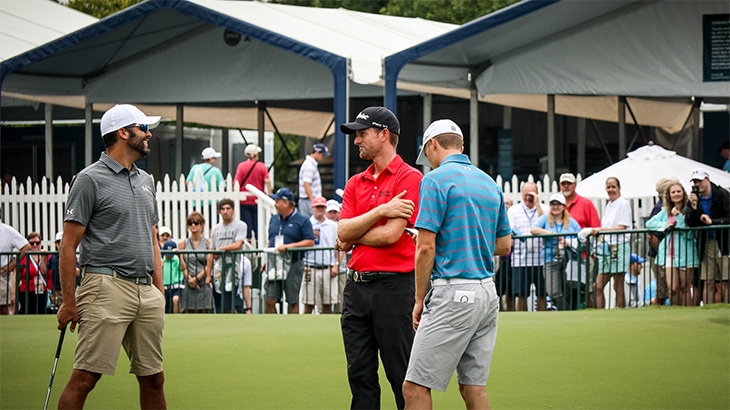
[{"xmin": 475, "ymin": 1, "xmax": 730, "ymax": 97}]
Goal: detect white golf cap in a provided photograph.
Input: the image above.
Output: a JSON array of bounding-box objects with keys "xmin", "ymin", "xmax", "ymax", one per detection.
[
  {"xmin": 100, "ymin": 104, "xmax": 160, "ymax": 136},
  {"xmin": 559, "ymin": 173, "xmax": 577, "ymax": 184},
  {"xmin": 690, "ymin": 168, "xmax": 709, "ymax": 181},
  {"xmin": 416, "ymin": 119, "xmax": 463, "ymax": 166},
  {"xmin": 549, "ymin": 193, "xmax": 566, "ymax": 205},
  {"xmin": 201, "ymin": 147, "xmax": 222, "ymax": 160},
  {"xmin": 245, "ymin": 144, "xmax": 262, "ymax": 157},
  {"xmin": 326, "ymin": 199, "xmax": 341, "ymax": 213}
]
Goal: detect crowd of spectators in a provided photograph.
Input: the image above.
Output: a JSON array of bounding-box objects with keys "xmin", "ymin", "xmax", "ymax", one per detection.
[
  {"xmin": 3, "ymin": 154, "xmax": 729, "ymax": 314},
  {"xmin": 502, "ymin": 168, "xmax": 729, "ymax": 310}
]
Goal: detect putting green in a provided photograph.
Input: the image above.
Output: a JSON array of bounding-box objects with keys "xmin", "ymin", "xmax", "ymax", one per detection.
[{"xmin": 1, "ymin": 306, "xmax": 728, "ymax": 409}]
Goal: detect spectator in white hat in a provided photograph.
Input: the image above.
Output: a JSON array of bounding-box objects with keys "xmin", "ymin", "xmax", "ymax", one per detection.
[
  {"xmin": 686, "ymin": 167, "xmax": 730, "ymax": 304},
  {"xmin": 234, "ymin": 144, "xmax": 272, "ymax": 240},
  {"xmin": 530, "ymin": 193, "xmax": 582, "ymax": 310},
  {"xmin": 186, "ymin": 147, "xmax": 225, "ymax": 195}
]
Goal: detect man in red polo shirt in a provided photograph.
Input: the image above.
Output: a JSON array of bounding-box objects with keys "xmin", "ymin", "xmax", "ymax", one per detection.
[
  {"xmin": 560, "ymin": 173, "xmax": 601, "ymax": 229},
  {"xmin": 336, "ymin": 106, "xmax": 422, "ymax": 410},
  {"xmin": 560, "ymin": 172, "xmax": 601, "ymax": 309}
]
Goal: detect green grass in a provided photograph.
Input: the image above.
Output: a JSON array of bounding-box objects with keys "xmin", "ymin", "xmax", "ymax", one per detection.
[{"xmin": 1, "ymin": 307, "xmax": 729, "ymax": 409}]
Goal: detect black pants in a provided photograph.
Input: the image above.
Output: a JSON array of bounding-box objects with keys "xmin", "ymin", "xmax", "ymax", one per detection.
[{"xmin": 341, "ymin": 273, "xmax": 414, "ymax": 410}]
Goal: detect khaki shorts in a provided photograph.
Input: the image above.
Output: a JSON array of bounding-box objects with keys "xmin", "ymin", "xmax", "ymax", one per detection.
[
  {"xmin": 700, "ymin": 239, "xmax": 730, "ymax": 281},
  {"xmin": 301, "ymin": 266, "xmax": 339, "ymax": 306},
  {"xmin": 74, "ymin": 273, "xmax": 165, "ymax": 376}
]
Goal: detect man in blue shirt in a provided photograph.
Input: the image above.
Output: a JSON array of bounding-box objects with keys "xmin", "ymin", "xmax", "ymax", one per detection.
[
  {"xmin": 265, "ymin": 187, "xmax": 314, "ymax": 313},
  {"xmin": 403, "ymin": 119, "xmax": 511, "ymax": 409}
]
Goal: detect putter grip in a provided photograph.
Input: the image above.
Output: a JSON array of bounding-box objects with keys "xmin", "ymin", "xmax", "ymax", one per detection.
[{"xmin": 55, "ymin": 327, "xmax": 67, "ymax": 356}]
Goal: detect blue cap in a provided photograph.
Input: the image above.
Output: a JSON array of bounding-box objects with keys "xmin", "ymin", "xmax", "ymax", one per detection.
[
  {"xmin": 162, "ymin": 240, "xmax": 177, "ymax": 251},
  {"xmin": 313, "ymin": 143, "xmax": 330, "ymax": 156},
  {"xmin": 630, "ymin": 253, "xmax": 645, "ymax": 264},
  {"xmin": 271, "ymin": 187, "xmax": 295, "ymax": 202}
]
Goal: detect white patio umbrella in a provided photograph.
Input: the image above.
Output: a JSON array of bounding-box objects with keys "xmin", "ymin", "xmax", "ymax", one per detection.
[{"xmin": 576, "ymin": 144, "xmax": 730, "ymax": 199}]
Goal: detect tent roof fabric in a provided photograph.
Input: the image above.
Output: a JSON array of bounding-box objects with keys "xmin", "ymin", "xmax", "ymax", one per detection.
[
  {"xmin": 385, "ymin": 0, "xmax": 730, "ymax": 116},
  {"xmin": 0, "ymin": 0, "xmax": 456, "ymax": 101},
  {"xmin": 0, "ymin": 0, "xmax": 98, "ymax": 61}
]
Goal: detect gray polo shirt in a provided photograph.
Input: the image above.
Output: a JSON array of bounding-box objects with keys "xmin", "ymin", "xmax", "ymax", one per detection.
[{"xmin": 65, "ymin": 152, "xmax": 159, "ymax": 278}]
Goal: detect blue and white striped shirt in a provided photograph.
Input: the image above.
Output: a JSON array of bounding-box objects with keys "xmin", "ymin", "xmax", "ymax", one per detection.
[{"xmin": 415, "ymin": 154, "xmax": 510, "ymax": 279}]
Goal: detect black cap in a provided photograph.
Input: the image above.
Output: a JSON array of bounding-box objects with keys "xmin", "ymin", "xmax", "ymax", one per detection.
[
  {"xmin": 340, "ymin": 106, "xmax": 400, "ymax": 135},
  {"xmin": 719, "ymin": 142, "xmax": 730, "ymax": 151}
]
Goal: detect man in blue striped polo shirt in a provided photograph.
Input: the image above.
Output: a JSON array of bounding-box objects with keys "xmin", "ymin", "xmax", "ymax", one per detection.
[{"xmin": 403, "ymin": 119, "xmax": 511, "ymax": 409}]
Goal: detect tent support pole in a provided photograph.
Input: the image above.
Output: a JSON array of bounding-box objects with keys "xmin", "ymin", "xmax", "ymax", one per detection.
[
  {"xmin": 470, "ymin": 90, "xmax": 479, "ymax": 168},
  {"xmin": 577, "ymin": 117, "xmax": 586, "ymax": 177},
  {"xmin": 221, "ymin": 127, "xmax": 229, "ymax": 179},
  {"xmin": 618, "ymin": 96, "xmax": 627, "ymax": 160},
  {"xmin": 421, "ymin": 94, "xmax": 432, "ymax": 173},
  {"xmin": 176, "ymin": 104, "xmax": 183, "ymax": 179},
  {"xmin": 547, "ymin": 94, "xmax": 556, "ymax": 178},
  {"xmin": 45, "ymin": 104, "xmax": 53, "ymax": 181},
  {"xmin": 85, "ymin": 101, "xmax": 93, "ymax": 167}
]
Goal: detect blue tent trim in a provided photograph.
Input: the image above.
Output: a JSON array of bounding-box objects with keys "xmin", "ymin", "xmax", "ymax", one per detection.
[
  {"xmin": 382, "ymin": 0, "xmax": 559, "ymax": 114},
  {"xmin": 0, "ymin": 0, "xmax": 349, "ymax": 191}
]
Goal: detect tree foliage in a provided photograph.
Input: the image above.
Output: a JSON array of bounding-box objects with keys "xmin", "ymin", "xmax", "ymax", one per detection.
[
  {"xmin": 66, "ymin": 0, "xmax": 143, "ymax": 19},
  {"xmin": 66, "ymin": 0, "xmax": 518, "ymax": 26},
  {"xmin": 270, "ymin": 0, "xmax": 519, "ymax": 24}
]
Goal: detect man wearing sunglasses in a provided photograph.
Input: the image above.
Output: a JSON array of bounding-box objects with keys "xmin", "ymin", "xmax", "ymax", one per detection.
[{"xmin": 56, "ymin": 104, "xmax": 167, "ymax": 409}]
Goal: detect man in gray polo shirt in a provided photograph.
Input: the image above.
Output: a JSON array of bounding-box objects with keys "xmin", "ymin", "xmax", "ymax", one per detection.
[{"xmin": 56, "ymin": 104, "xmax": 167, "ymax": 409}]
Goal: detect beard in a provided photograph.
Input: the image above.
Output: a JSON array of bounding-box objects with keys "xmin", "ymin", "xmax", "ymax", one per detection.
[{"xmin": 128, "ymin": 132, "xmax": 150, "ymax": 157}]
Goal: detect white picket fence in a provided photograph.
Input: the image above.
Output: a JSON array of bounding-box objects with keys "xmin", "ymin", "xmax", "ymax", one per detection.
[
  {"xmin": 1, "ymin": 173, "xmax": 658, "ymax": 250},
  {"xmin": 0, "ymin": 174, "xmax": 274, "ymax": 250}
]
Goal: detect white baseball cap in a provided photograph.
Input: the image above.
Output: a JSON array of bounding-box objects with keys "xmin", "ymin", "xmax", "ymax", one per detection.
[
  {"xmin": 326, "ymin": 199, "xmax": 341, "ymax": 213},
  {"xmin": 55, "ymin": 231, "xmax": 63, "ymax": 242},
  {"xmin": 245, "ymin": 144, "xmax": 262, "ymax": 158},
  {"xmin": 549, "ymin": 193, "xmax": 566, "ymax": 205},
  {"xmin": 100, "ymin": 104, "xmax": 160, "ymax": 136},
  {"xmin": 201, "ymin": 147, "xmax": 222, "ymax": 160},
  {"xmin": 690, "ymin": 168, "xmax": 709, "ymax": 181},
  {"xmin": 416, "ymin": 119, "xmax": 463, "ymax": 166},
  {"xmin": 159, "ymin": 226, "xmax": 172, "ymax": 236},
  {"xmin": 559, "ymin": 173, "xmax": 577, "ymax": 184}
]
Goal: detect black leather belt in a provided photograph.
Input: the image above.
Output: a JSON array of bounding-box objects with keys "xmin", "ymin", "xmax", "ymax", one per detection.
[
  {"xmin": 348, "ymin": 269, "xmax": 409, "ymax": 283},
  {"xmin": 306, "ymin": 265, "xmax": 331, "ymax": 269},
  {"xmin": 83, "ymin": 266, "xmax": 152, "ymax": 285}
]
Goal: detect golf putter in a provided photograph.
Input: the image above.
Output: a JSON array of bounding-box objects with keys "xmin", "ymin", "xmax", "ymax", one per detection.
[{"xmin": 44, "ymin": 326, "xmax": 67, "ymax": 410}]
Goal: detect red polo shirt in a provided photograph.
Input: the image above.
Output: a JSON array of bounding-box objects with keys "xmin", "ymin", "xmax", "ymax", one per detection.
[
  {"xmin": 566, "ymin": 193, "xmax": 601, "ymax": 229},
  {"xmin": 340, "ymin": 155, "xmax": 422, "ymax": 273}
]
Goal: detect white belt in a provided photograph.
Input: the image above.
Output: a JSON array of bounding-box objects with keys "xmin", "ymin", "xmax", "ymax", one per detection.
[{"xmin": 431, "ymin": 277, "xmax": 493, "ymax": 286}]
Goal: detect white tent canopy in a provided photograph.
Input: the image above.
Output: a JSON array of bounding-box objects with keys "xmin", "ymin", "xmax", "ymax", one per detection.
[
  {"xmin": 2, "ymin": 0, "xmax": 455, "ymax": 102},
  {"xmin": 576, "ymin": 144, "xmax": 730, "ymax": 200},
  {"xmin": 0, "ymin": 0, "xmax": 98, "ymax": 61},
  {"xmin": 388, "ymin": 0, "xmax": 730, "ymax": 99}
]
